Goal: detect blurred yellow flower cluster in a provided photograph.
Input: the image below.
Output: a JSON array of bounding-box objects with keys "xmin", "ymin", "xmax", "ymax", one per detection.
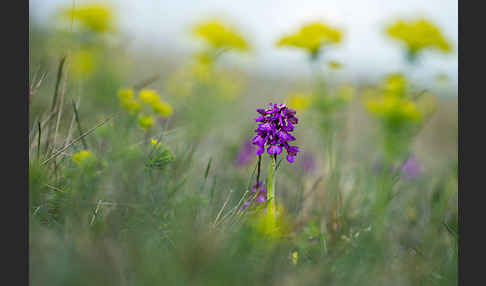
[
  {"xmin": 118, "ymin": 88, "xmax": 173, "ymax": 130},
  {"xmin": 139, "ymin": 89, "xmax": 173, "ymax": 117},
  {"xmin": 386, "ymin": 18, "xmax": 452, "ymax": 56},
  {"xmin": 288, "ymin": 92, "xmax": 314, "ymax": 111},
  {"xmin": 364, "ymin": 73, "xmax": 436, "ymax": 124},
  {"xmin": 166, "ymin": 21, "xmax": 248, "ymax": 100},
  {"xmin": 72, "ymin": 150, "xmax": 95, "ymax": 166},
  {"xmin": 138, "ymin": 115, "xmax": 155, "ymax": 130},
  {"xmin": 193, "ymin": 20, "xmax": 250, "ymax": 52},
  {"xmin": 118, "ymin": 89, "xmax": 142, "ymax": 114},
  {"xmin": 383, "ymin": 73, "xmax": 407, "ymax": 97},
  {"xmin": 365, "ymin": 93, "xmax": 421, "ymax": 122},
  {"xmin": 277, "ymin": 22, "xmax": 342, "ymax": 56},
  {"xmin": 62, "ymin": 3, "xmax": 114, "ymax": 33}
]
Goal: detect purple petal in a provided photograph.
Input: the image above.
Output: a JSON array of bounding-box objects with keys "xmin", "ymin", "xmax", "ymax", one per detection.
[
  {"xmin": 256, "ymin": 193, "xmax": 267, "ymax": 203},
  {"xmin": 255, "ymin": 115, "xmax": 266, "ymax": 122},
  {"xmin": 267, "ymin": 144, "xmax": 282, "ymax": 155},
  {"xmin": 288, "ymin": 116, "xmax": 299, "ymax": 124},
  {"xmin": 286, "ymin": 154, "xmax": 295, "ymax": 163},
  {"xmin": 282, "ymin": 121, "xmax": 294, "ymax": 131},
  {"xmin": 287, "ymin": 145, "xmax": 299, "ymax": 155},
  {"xmin": 242, "ymin": 201, "xmax": 251, "ymax": 210},
  {"xmin": 257, "ymin": 108, "xmax": 266, "ymax": 115},
  {"xmin": 286, "ymin": 108, "xmax": 296, "ymax": 116},
  {"xmin": 258, "ymin": 123, "xmax": 273, "ymax": 131},
  {"xmin": 256, "ymin": 145, "xmax": 265, "ymax": 156},
  {"xmin": 252, "ymin": 135, "xmax": 266, "ymax": 147},
  {"xmin": 277, "ymin": 131, "xmax": 295, "ymax": 141},
  {"xmin": 401, "ymin": 156, "xmax": 424, "ymax": 179}
]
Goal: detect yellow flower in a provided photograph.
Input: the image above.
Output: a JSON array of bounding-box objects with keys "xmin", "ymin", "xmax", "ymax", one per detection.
[
  {"xmin": 401, "ymin": 101, "xmax": 421, "ymax": 121},
  {"xmin": 384, "ymin": 73, "xmax": 407, "ymax": 97},
  {"xmin": 195, "ymin": 51, "xmax": 215, "ymax": 67},
  {"xmin": 365, "ymin": 95, "xmax": 421, "ymax": 122},
  {"xmin": 70, "ymin": 49, "xmax": 96, "ymax": 79},
  {"xmin": 277, "ymin": 22, "xmax": 342, "ymax": 54},
  {"xmin": 288, "ymin": 93, "xmax": 313, "ymax": 111},
  {"xmin": 151, "ymin": 139, "xmax": 162, "ymax": 148},
  {"xmin": 139, "ymin": 89, "xmax": 160, "ymax": 106},
  {"xmin": 72, "ymin": 150, "xmax": 94, "ymax": 166},
  {"xmin": 386, "ymin": 18, "xmax": 452, "ymax": 55},
  {"xmin": 118, "ymin": 89, "xmax": 141, "ymax": 114},
  {"xmin": 138, "ymin": 89, "xmax": 173, "ymax": 117},
  {"xmin": 152, "ymin": 100, "xmax": 173, "ymax": 117},
  {"xmin": 190, "ymin": 60, "xmax": 213, "ymax": 83},
  {"xmin": 62, "ymin": 3, "xmax": 114, "ymax": 33},
  {"xmin": 193, "ymin": 20, "xmax": 249, "ymax": 52},
  {"xmin": 292, "ymin": 251, "xmax": 299, "ymax": 265},
  {"xmin": 138, "ymin": 115, "xmax": 155, "ymax": 130}
]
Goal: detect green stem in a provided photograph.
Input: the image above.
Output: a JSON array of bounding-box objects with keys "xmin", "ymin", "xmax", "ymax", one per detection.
[
  {"xmin": 267, "ymin": 155, "xmax": 277, "ymax": 211},
  {"xmin": 374, "ymin": 160, "xmax": 393, "ymax": 235}
]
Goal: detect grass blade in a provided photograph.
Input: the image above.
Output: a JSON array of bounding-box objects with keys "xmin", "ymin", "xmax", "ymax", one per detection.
[
  {"xmin": 204, "ymin": 157, "xmax": 212, "ymax": 179},
  {"xmin": 72, "ymin": 99, "xmax": 88, "ymax": 149},
  {"xmin": 37, "ymin": 121, "xmax": 42, "ymax": 160},
  {"xmin": 42, "ymin": 114, "xmax": 116, "ymax": 165},
  {"xmin": 50, "ymin": 57, "xmax": 66, "ymax": 113}
]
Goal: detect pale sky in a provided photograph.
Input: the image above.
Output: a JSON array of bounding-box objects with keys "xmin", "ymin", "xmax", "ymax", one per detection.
[{"xmin": 30, "ymin": 0, "xmax": 458, "ymax": 90}]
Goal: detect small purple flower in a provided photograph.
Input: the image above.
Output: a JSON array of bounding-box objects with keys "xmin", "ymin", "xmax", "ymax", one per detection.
[
  {"xmin": 242, "ymin": 181, "xmax": 268, "ymax": 210},
  {"xmin": 252, "ymin": 103, "xmax": 300, "ymax": 163},
  {"xmin": 256, "ymin": 189, "xmax": 268, "ymax": 203},
  {"xmin": 401, "ymin": 156, "xmax": 424, "ymax": 179},
  {"xmin": 242, "ymin": 201, "xmax": 251, "ymax": 210},
  {"xmin": 235, "ymin": 140, "xmax": 255, "ymax": 167}
]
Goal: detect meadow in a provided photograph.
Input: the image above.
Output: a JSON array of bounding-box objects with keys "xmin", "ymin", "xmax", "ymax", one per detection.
[{"xmin": 29, "ymin": 4, "xmax": 458, "ymax": 285}]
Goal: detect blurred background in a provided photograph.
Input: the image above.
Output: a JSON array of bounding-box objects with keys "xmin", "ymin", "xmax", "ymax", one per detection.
[{"xmin": 30, "ymin": 0, "xmax": 457, "ymax": 91}]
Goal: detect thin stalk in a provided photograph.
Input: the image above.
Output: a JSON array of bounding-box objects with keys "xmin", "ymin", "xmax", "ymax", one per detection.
[
  {"xmin": 72, "ymin": 99, "xmax": 88, "ymax": 149},
  {"xmin": 50, "ymin": 57, "xmax": 66, "ymax": 113},
  {"xmin": 256, "ymin": 155, "xmax": 261, "ymax": 185},
  {"xmin": 374, "ymin": 159, "xmax": 393, "ymax": 235},
  {"xmin": 266, "ymin": 155, "xmax": 277, "ymax": 212},
  {"xmin": 37, "ymin": 121, "xmax": 42, "ymax": 161}
]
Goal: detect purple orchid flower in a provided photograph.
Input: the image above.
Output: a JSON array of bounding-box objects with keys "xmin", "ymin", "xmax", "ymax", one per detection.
[{"xmin": 252, "ymin": 103, "xmax": 300, "ymax": 163}]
